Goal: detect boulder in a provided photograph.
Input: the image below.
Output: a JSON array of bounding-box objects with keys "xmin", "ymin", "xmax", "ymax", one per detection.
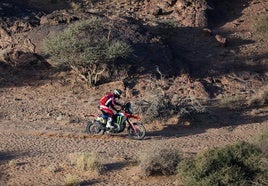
[{"xmin": 215, "ymin": 34, "xmax": 227, "ymax": 47}]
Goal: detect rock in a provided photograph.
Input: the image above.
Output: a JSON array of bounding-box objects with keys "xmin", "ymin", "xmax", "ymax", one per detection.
[
  {"xmin": 215, "ymin": 34, "xmax": 227, "ymax": 47},
  {"xmin": 0, "ymin": 48, "xmax": 11, "ymax": 62},
  {"xmin": 152, "ymin": 7, "xmax": 163, "ymax": 17},
  {"xmin": 175, "ymin": 0, "xmax": 187, "ymax": 9},
  {"xmin": 39, "ymin": 10, "xmax": 79, "ymax": 26},
  {"xmin": 203, "ymin": 28, "xmax": 212, "ymax": 36},
  {"xmin": 40, "ymin": 16, "xmax": 49, "ymax": 25},
  {"xmin": 56, "ymin": 115, "xmax": 63, "ymax": 121},
  {"xmin": 0, "ymin": 26, "xmax": 12, "ymax": 48},
  {"xmin": 10, "ymin": 20, "xmax": 32, "ymax": 33}
]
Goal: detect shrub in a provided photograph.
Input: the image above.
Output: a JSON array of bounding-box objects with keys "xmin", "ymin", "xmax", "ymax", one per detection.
[
  {"xmin": 43, "ymin": 18, "xmax": 132, "ymax": 86},
  {"xmin": 133, "ymin": 77, "xmax": 172, "ymax": 122},
  {"xmin": 70, "ymin": 152, "xmax": 104, "ymax": 174},
  {"xmin": 133, "ymin": 77, "xmax": 206, "ymax": 123},
  {"xmin": 177, "ymin": 141, "xmax": 267, "ymax": 186},
  {"xmin": 175, "ymin": 95, "xmax": 206, "ymax": 118},
  {"xmin": 138, "ymin": 144, "xmax": 181, "ymax": 177},
  {"xmin": 134, "ymin": 94, "xmax": 171, "ymax": 123}
]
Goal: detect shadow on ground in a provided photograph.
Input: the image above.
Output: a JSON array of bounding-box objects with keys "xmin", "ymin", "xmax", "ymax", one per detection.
[
  {"xmin": 206, "ymin": 0, "xmax": 252, "ymax": 28},
  {"xmin": 0, "ymin": 151, "xmax": 17, "ymax": 161},
  {"xmin": 105, "ymin": 161, "xmax": 130, "ymax": 172},
  {"xmin": 0, "ymin": 151, "xmax": 27, "ymax": 184},
  {"xmin": 0, "ymin": 52, "xmax": 54, "ymax": 88},
  {"xmin": 80, "ymin": 179, "xmax": 102, "ymax": 186},
  {"xmin": 146, "ymin": 104, "xmax": 268, "ymax": 138}
]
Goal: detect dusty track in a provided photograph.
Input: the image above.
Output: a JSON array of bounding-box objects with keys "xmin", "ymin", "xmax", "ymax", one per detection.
[{"xmin": 1, "ymin": 115, "xmax": 267, "ymax": 186}]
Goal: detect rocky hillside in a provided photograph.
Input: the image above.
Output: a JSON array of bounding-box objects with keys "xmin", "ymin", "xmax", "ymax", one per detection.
[
  {"xmin": 0, "ymin": 0, "xmax": 267, "ymax": 99},
  {"xmin": 0, "ymin": 0, "xmax": 267, "ymax": 130}
]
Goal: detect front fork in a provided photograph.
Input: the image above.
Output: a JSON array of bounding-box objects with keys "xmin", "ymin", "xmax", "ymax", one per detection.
[{"xmin": 127, "ymin": 119, "xmax": 137, "ymax": 133}]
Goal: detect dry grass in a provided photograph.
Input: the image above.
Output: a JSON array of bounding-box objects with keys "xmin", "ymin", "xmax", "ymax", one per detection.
[
  {"xmin": 69, "ymin": 152, "xmax": 104, "ymax": 174},
  {"xmin": 218, "ymin": 84, "xmax": 267, "ymax": 110},
  {"xmin": 138, "ymin": 144, "xmax": 181, "ymax": 177},
  {"xmin": 219, "ymin": 95, "xmax": 246, "ymax": 110},
  {"xmin": 8, "ymin": 160, "xmax": 17, "ymax": 167},
  {"xmin": 254, "ymin": 13, "xmax": 268, "ymax": 38},
  {"xmin": 247, "ymin": 84, "xmax": 268, "ymax": 107},
  {"xmin": 64, "ymin": 174, "xmax": 79, "ymax": 186},
  {"xmin": 252, "ymin": 130, "xmax": 268, "ymax": 157},
  {"xmin": 69, "ymin": 1, "xmax": 81, "ymax": 10},
  {"xmin": 47, "ymin": 164, "xmax": 60, "ymax": 173}
]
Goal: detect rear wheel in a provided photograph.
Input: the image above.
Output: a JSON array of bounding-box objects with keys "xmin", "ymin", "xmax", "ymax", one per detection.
[
  {"xmin": 128, "ymin": 123, "xmax": 146, "ymax": 140},
  {"xmin": 86, "ymin": 121, "xmax": 104, "ymax": 135}
]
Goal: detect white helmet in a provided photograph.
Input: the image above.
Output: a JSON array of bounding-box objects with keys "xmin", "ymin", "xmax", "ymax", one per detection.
[{"xmin": 113, "ymin": 89, "xmax": 123, "ymax": 98}]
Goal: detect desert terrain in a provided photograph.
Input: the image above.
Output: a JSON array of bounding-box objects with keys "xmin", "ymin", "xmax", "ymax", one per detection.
[{"xmin": 0, "ymin": 0, "xmax": 267, "ymax": 185}]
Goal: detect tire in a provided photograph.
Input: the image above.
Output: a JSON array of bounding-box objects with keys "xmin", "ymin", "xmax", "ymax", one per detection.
[
  {"xmin": 127, "ymin": 122, "xmax": 146, "ymax": 140},
  {"xmin": 86, "ymin": 121, "xmax": 104, "ymax": 135}
]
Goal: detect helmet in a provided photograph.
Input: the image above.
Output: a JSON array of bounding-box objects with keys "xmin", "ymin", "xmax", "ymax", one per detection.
[{"xmin": 113, "ymin": 89, "xmax": 123, "ymax": 98}]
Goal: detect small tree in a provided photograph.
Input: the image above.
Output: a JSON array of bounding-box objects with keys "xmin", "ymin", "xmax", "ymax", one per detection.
[{"xmin": 43, "ymin": 17, "xmax": 132, "ymax": 86}]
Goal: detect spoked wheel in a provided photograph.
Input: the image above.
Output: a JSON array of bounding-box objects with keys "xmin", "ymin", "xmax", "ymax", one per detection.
[
  {"xmin": 128, "ymin": 122, "xmax": 146, "ymax": 140},
  {"xmin": 86, "ymin": 121, "xmax": 104, "ymax": 135}
]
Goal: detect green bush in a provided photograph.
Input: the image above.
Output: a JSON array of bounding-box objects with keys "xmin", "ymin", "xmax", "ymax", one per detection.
[
  {"xmin": 138, "ymin": 144, "xmax": 181, "ymax": 177},
  {"xmin": 177, "ymin": 142, "xmax": 267, "ymax": 186},
  {"xmin": 43, "ymin": 17, "xmax": 132, "ymax": 86}
]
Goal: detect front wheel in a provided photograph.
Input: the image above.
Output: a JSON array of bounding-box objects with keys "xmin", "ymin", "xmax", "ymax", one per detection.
[
  {"xmin": 128, "ymin": 122, "xmax": 146, "ymax": 140},
  {"xmin": 86, "ymin": 121, "xmax": 104, "ymax": 135}
]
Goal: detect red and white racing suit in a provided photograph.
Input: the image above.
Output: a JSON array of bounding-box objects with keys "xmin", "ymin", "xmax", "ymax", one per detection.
[
  {"xmin": 99, "ymin": 92, "xmax": 121, "ymax": 116},
  {"xmin": 99, "ymin": 93, "xmax": 121, "ymax": 128}
]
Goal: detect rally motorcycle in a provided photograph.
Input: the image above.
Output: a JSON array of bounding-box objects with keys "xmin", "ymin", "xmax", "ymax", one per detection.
[{"xmin": 86, "ymin": 102, "xmax": 146, "ymax": 140}]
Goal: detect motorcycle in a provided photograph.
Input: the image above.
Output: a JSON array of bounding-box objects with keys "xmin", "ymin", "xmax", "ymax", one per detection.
[{"xmin": 85, "ymin": 102, "xmax": 146, "ymax": 140}]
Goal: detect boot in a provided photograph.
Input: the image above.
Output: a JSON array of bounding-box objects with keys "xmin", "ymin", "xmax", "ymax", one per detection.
[{"xmin": 106, "ymin": 117, "xmax": 114, "ymax": 129}]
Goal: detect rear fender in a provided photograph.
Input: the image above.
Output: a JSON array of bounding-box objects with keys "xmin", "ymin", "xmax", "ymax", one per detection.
[
  {"xmin": 95, "ymin": 116, "xmax": 107, "ymax": 125},
  {"xmin": 129, "ymin": 115, "xmax": 141, "ymax": 120}
]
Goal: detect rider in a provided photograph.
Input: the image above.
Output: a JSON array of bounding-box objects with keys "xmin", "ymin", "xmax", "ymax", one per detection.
[{"xmin": 99, "ymin": 89, "xmax": 123, "ymax": 129}]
